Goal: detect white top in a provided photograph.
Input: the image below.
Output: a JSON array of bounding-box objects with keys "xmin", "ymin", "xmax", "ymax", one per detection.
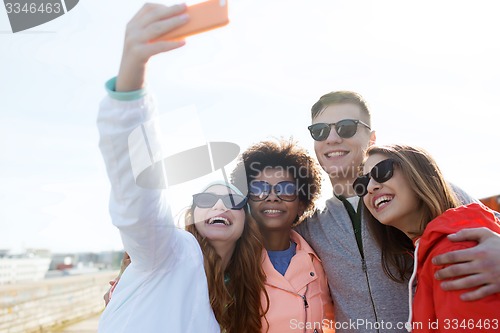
[{"xmin": 97, "ymin": 95, "xmax": 220, "ymax": 333}]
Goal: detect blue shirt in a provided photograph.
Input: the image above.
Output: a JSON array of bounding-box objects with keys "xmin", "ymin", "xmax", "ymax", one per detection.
[{"xmin": 267, "ymin": 241, "xmax": 297, "ymax": 276}]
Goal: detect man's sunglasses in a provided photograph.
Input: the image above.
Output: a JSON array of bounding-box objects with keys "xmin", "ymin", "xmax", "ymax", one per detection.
[
  {"xmin": 353, "ymin": 159, "xmax": 396, "ymax": 197},
  {"xmin": 192, "ymin": 193, "xmax": 248, "ymax": 210},
  {"xmin": 248, "ymin": 181, "xmax": 298, "ymax": 202},
  {"xmin": 308, "ymin": 119, "xmax": 371, "ymax": 141}
]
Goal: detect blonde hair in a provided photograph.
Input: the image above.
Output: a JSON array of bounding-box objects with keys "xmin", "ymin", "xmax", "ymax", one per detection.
[{"xmin": 311, "ymin": 90, "xmax": 372, "ymax": 126}]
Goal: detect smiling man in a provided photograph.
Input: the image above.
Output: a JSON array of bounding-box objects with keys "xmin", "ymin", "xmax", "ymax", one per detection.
[{"xmin": 309, "ymin": 97, "xmax": 375, "ymax": 197}]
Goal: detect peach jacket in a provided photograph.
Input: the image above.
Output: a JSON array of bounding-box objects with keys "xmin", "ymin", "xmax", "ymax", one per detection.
[{"xmin": 261, "ymin": 230, "xmax": 335, "ymax": 333}]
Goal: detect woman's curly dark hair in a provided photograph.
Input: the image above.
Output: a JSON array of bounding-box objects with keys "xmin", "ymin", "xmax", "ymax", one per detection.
[{"xmin": 231, "ymin": 138, "xmax": 322, "ymax": 225}]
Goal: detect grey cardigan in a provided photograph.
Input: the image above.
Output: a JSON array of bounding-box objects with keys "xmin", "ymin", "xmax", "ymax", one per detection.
[{"xmin": 295, "ymin": 196, "xmax": 408, "ymax": 333}]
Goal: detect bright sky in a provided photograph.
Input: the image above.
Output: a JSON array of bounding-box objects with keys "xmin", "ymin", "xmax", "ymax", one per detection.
[{"xmin": 1, "ymin": 0, "xmax": 499, "ymax": 253}]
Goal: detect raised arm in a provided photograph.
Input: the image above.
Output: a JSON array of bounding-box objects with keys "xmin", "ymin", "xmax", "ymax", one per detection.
[
  {"xmin": 116, "ymin": 3, "xmax": 188, "ymax": 92},
  {"xmin": 97, "ymin": 3, "xmax": 189, "ymax": 271}
]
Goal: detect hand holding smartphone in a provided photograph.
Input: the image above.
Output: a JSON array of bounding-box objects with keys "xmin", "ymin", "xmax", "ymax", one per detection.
[{"xmin": 156, "ymin": 0, "xmax": 229, "ymax": 41}]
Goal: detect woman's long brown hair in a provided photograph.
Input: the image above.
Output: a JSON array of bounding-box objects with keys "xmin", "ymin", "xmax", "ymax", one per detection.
[
  {"xmin": 364, "ymin": 144, "xmax": 460, "ymax": 282},
  {"xmin": 185, "ymin": 204, "xmax": 269, "ymax": 333}
]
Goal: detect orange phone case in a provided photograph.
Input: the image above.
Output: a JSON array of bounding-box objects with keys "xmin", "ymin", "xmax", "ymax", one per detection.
[{"xmin": 158, "ymin": 0, "xmax": 229, "ymax": 41}]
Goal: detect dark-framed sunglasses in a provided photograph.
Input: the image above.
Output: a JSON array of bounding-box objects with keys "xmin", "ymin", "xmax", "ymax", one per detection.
[
  {"xmin": 353, "ymin": 159, "xmax": 396, "ymax": 197},
  {"xmin": 248, "ymin": 180, "xmax": 298, "ymax": 202},
  {"xmin": 308, "ymin": 119, "xmax": 371, "ymax": 141},
  {"xmin": 192, "ymin": 193, "xmax": 248, "ymax": 210}
]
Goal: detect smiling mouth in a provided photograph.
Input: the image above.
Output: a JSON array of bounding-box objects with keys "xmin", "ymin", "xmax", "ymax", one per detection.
[
  {"xmin": 374, "ymin": 195, "xmax": 393, "ymax": 209},
  {"xmin": 263, "ymin": 209, "xmax": 283, "ymax": 215},
  {"xmin": 326, "ymin": 151, "xmax": 348, "ymax": 158},
  {"xmin": 206, "ymin": 217, "xmax": 231, "ymax": 226}
]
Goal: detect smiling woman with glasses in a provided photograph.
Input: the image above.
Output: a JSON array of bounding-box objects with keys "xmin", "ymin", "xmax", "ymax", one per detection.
[
  {"xmin": 231, "ymin": 138, "xmax": 335, "ymax": 333},
  {"xmin": 358, "ymin": 144, "xmax": 500, "ymax": 332},
  {"xmin": 184, "ymin": 182, "xmax": 268, "ymax": 332}
]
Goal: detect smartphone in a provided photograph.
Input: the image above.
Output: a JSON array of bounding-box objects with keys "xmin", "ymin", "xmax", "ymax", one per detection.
[{"xmin": 157, "ymin": 0, "xmax": 229, "ymax": 41}]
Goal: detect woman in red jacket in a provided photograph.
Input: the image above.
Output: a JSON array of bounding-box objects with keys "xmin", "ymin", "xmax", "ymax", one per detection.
[{"xmin": 353, "ymin": 144, "xmax": 500, "ymax": 332}]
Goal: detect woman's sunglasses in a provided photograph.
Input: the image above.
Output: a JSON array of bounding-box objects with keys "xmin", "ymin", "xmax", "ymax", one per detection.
[
  {"xmin": 192, "ymin": 193, "xmax": 248, "ymax": 210},
  {"xmin": 308, "ymin": 119, "xmax": 371, "ymax": 141},
  {"xmin": 353, "ymin": 159, "xmax": 396, "ymax": 197},
  {"xmin": 248, "ymin": 180, "xmax": 298, "ymax": 202}
]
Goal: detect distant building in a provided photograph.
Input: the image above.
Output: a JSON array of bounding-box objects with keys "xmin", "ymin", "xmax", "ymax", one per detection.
[
  {"xmin": 98, "ymin": 250, "xmax": 126, "ymax": 269},
  {"xmin": 49, "ymin": 253, "xmax": 76, "ymax": 270},
  {"xmin": 1, "ymin": 249, "xmax": 126, "ymax": 283},
  {"xmin": 0, "ymin": 249, "xmax": 51, "ymax": 285},
  {"xmin": 480, "ymin": 194, "xmax": 500, "ymax": 212},
  {"xmin": 49, "ymin": 250, "xmax": 125, "ymax": 273}
]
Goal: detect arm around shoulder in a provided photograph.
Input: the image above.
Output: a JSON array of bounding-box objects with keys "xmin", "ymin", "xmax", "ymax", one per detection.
[{"xmin": 433, "ymin": 226, "xmax": 500, "ymax": 301}]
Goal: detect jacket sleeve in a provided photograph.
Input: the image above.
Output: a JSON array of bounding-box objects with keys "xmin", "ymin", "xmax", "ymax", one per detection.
[
  {"xmin": 430, "ymin": 241, "xmax": 500, "ymax": 328},
  {"xmin": 97, "ymin": 94, "xmax": 178, "ymax": 272}
]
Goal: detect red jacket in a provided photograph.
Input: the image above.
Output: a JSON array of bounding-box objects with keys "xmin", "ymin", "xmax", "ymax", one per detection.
[{"xmin": 409, "ymin": 203, "xmax": 500, "ymax": 332}]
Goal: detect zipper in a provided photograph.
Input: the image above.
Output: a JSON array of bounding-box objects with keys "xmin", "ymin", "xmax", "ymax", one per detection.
[
  {"xmin": 301, "ymin": 294, "xmax": 309, "ymax": 309},
  {"xmin": 298, "ymin": 285, "xmax": 309, "ymax": 333},
  {"xmin": 267, "ymin": 279, "xmax": 312, "ymax": 332},
  {"xmin": 339, "ymin": 196, "xmax": 380, "ymax": 331},
  {"xmin": 362, "ymin": 257, "xmax": 380, "ymax": 333},
  {"xmin": 356, "ymin": 199, "xmax": 379, "ymax": 333}
]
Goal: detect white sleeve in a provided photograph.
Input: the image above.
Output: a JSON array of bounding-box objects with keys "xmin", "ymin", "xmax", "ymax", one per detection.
[{"xmin": 97, "ymin": 94, "xmax": 177, "ymax": 272}]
